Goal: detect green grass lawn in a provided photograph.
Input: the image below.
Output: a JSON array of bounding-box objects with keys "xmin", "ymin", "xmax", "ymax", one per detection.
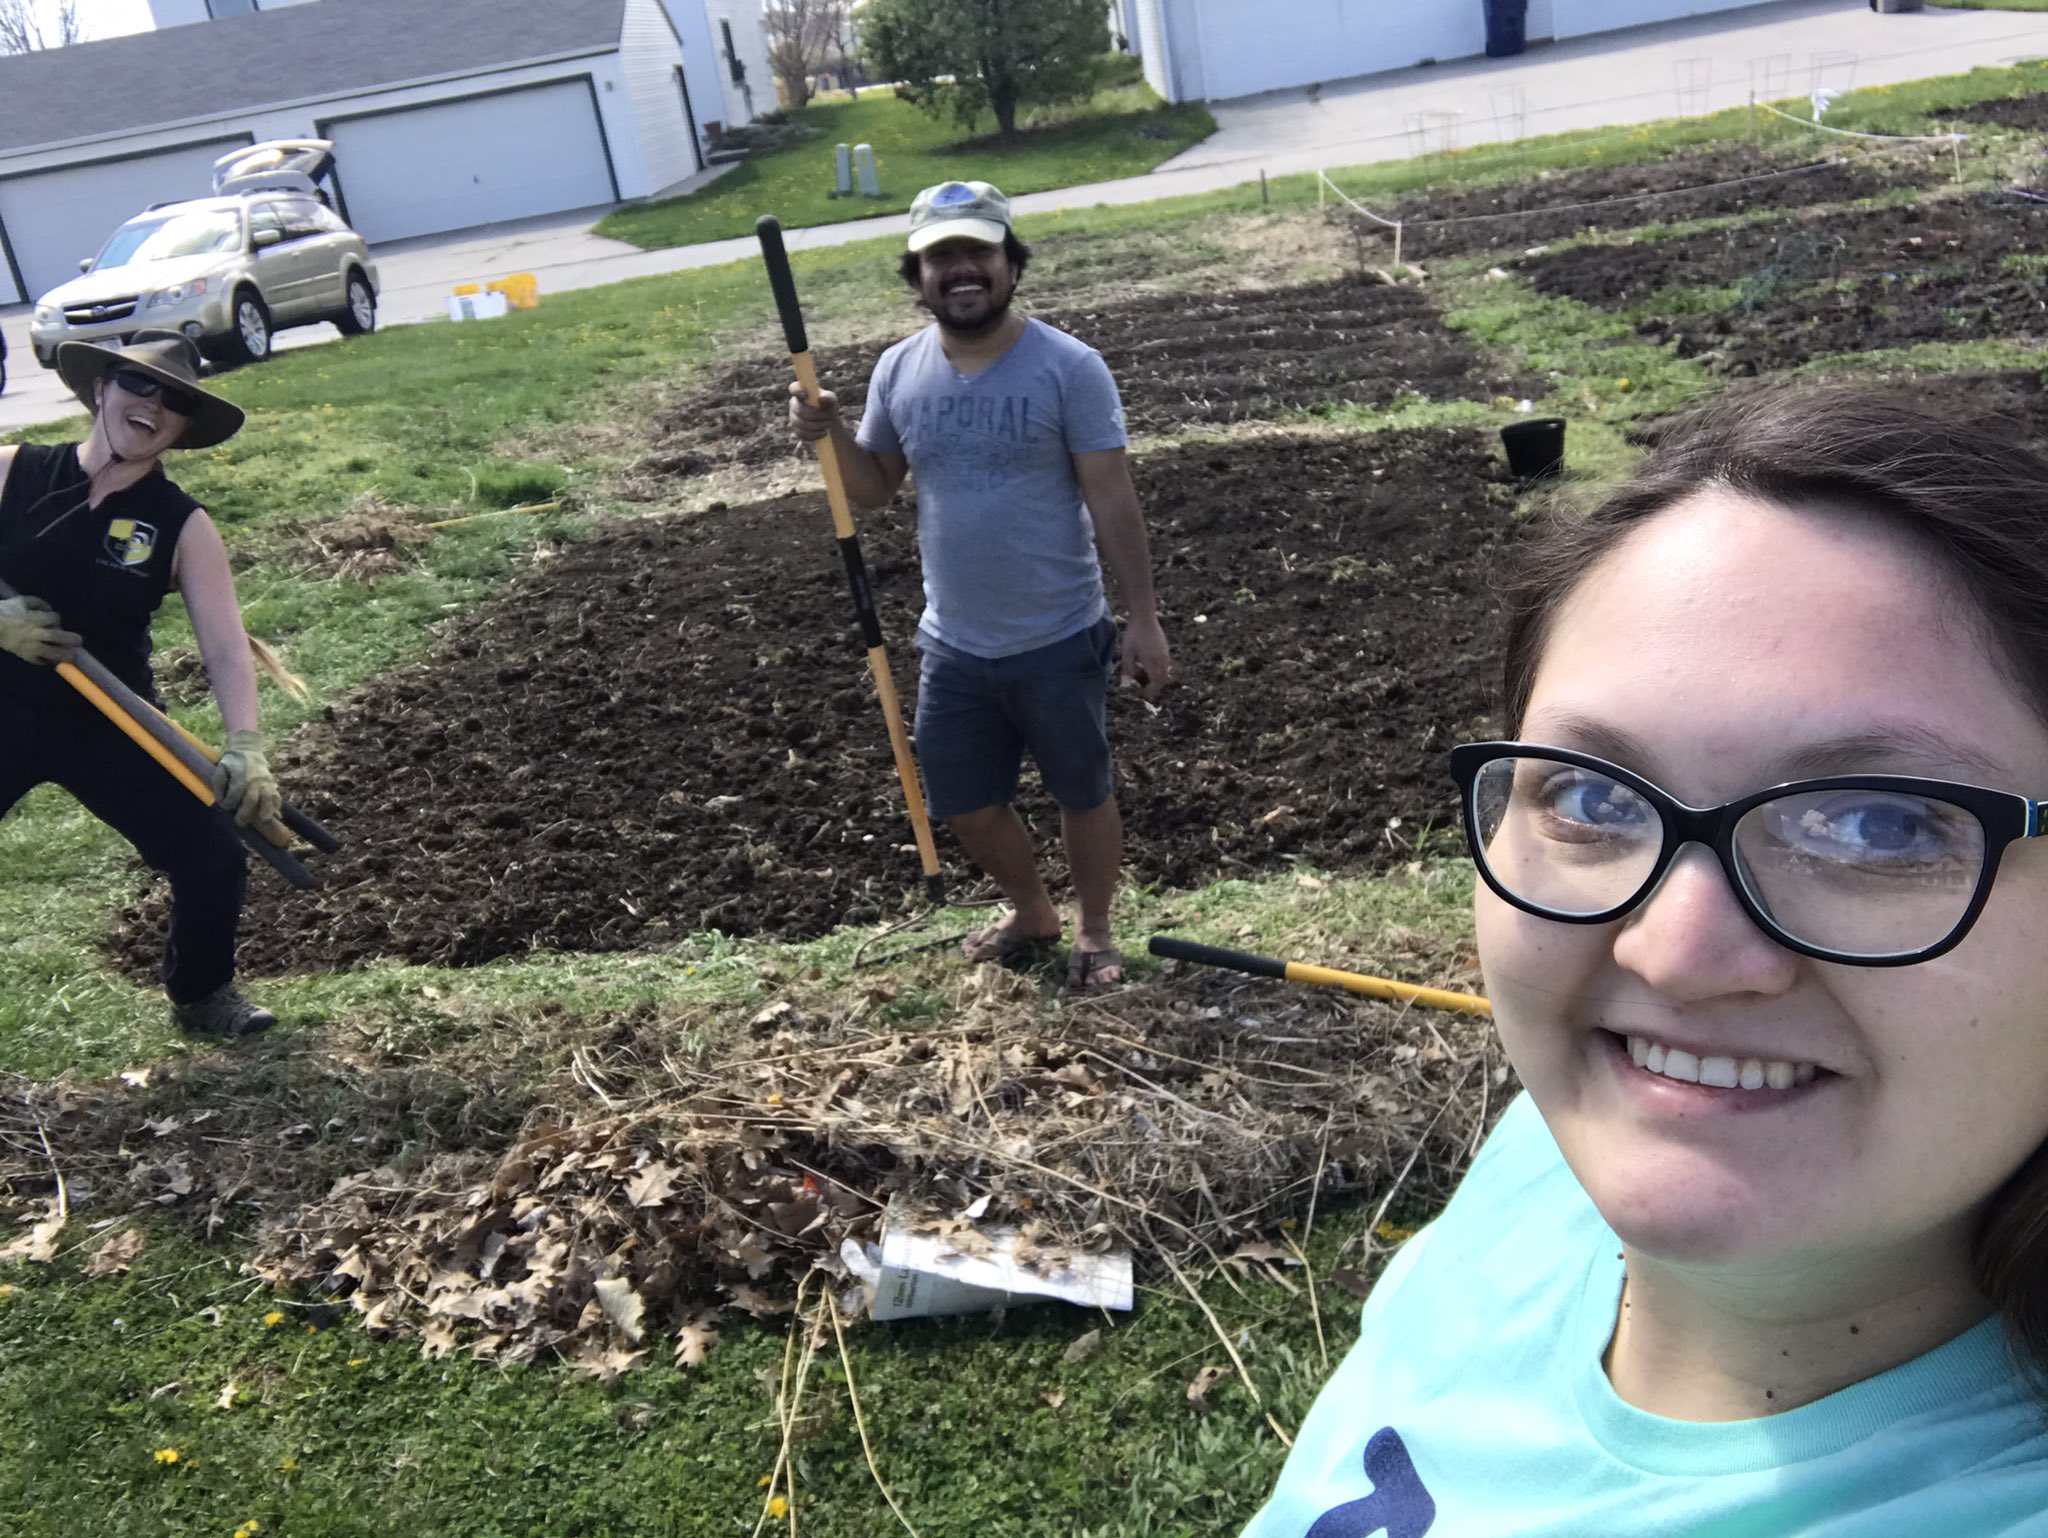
[
  {"xmin": 5, "ymin": 56, "xmax": 2048, "ymax": 1535},
  {"xmin": 594, "ymin": 64, "xmax": 1216, "ymax": 250}
]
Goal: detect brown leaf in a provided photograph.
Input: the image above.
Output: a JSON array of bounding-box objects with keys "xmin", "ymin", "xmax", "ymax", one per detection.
[
  {"xmin": 593, "ymin": 1277, "xmax": 646, "ymax": 1344},
  {"xmin": 84, "ymin": 1227, "xmax": 147, "ymax": 1278},
  {"xmin": 623, "ymin": 1162, "xmax": 682, "ymax": 1210},
  {"xmin": 1041, "ymin": 1388, "xmax": 1067, "ymax": 1409},
  {"xmin": 1186, "ymin": 1364, "xmax": 1227, "ymax": 1414},
  {"xmin": 421, "ymin": 1317, "xmax": 461, "ymax": 1359},
  {"xmin": 1061, "ymin": 1328, "xmax": 1102, "ymax": 1366},
  {"xmin": 674, "ymin": 1313, "xmax": 720, "ymax": 1369},
  {"xmin": 1328, "ymin": 1267, "xmax": 1374, "ymax": 1300},
  {"xmin": 215, "ymin": 1379, "xmax": 240, "ymax": 1411},
  {"xmin": 0, "ymin": 1208, "xmax": 64, "ymax": 1264},
  {"xmin": 1228, "ymin": 1241, "xmax": 1295, "ymax": 1267}
]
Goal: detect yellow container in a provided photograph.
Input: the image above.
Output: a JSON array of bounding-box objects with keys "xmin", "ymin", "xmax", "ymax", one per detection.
[
  {"xmin": 487, "ymin": 273, "xmax": 540, "ymax": 310},
  {"xmin": 451, "ymin": 282, "xmax": 481, "ymax": 297}
]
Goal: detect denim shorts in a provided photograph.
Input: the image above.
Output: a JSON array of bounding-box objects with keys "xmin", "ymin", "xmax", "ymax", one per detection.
[{"xmin": 913, "ymin": 615, "xmax": 1120, "ymax": 817}]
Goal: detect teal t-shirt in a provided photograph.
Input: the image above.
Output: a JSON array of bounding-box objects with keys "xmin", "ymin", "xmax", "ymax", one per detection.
[{"xmin": 1243, "ymin": 1094, "xmax": 2048, "ymax": 1538}]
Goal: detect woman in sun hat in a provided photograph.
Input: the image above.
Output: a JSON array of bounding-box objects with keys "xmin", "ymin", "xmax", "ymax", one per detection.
[
  {"xmin": 0, "ymin": 330, "xmax": 298, "ymax": 1038},
  {"xmin": 1243, "ymin": 386, "xmax": 2048, "ymax": 1536}
]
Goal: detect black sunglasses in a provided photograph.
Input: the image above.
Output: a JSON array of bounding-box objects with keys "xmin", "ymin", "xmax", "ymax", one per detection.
[
  {"xmin": 1449, "ymin": 741, "xmax": 2046, "ymax": 966},
  {"xmin": 110, "ymin": 368, "xmax": 197, "ymax": 417}
]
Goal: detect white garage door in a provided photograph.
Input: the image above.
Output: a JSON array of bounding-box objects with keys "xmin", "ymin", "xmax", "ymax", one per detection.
[
  {"xmin": 1551, "ymin": 0, "xmax": 1760, "ymax": 39},
  {"xmin": 324, "ymin": 80, "xmax": 617, "ymax": 245},
  {"xmin": 1192, "ymin": 0, "xmax": 1485, "ymax": 101},
  {"xmin": 0, "ymin": 136, "xmax": 250, "ymax": 305}
]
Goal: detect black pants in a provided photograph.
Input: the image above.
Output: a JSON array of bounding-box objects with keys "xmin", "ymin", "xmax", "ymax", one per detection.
[{"xmin": 0, "ymin": 690, "xmax": 247, "ymax": 1004}]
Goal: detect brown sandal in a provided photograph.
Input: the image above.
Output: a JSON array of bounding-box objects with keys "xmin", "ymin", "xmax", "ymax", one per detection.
[
  {"xmin": 962, "ymin": 918, "xmax": 1061, "ymax": 966},
  {"xmin": 1064, "ymin": 946, "xmax": 1125, "ymax": 994}
]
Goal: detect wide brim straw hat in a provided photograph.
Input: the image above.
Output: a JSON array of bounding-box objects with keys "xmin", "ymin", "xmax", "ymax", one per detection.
[{"xmin": 55, "ymin": 329, "xmax": 245, "ymax": 451}]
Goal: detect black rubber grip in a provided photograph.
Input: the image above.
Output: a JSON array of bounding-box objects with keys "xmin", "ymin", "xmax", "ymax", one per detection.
[
  {"xmin": 838, "ymin": 536, "xmax": 883, "ymax": 649},
  {"xmin": 924, "ymin": 873, "xmax": 948, "ymax": 904},
  {"xmin": 281, "ymin": 803, "xmax": 342, "ymax": 855},
  {"xmin": 1147, "ymin": 935, "xmax": 1289, "ymax": 980},
  {"xmin": 756, "ymin": 216, "xmax": 808, "ymax": 356}
]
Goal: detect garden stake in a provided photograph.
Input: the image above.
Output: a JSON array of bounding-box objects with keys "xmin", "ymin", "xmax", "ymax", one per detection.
[
  {"xmin": 756, "ymin": 213, "xmax": 945, "ymax": 905},
  {"xmin": 0, "ymin": 577, "xmax": 318, "ymax": 888},
  {"xmin": 1148, "ymin": 936, "xmax": 1492, "ymax": 1018}
]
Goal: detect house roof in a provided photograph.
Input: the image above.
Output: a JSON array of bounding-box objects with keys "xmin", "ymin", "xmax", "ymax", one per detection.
[{"xmin": 0, "ymin": 0, "xmax": 631, "ymax": 157}]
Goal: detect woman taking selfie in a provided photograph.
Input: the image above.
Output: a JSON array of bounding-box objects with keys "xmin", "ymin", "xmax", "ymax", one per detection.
[
  {"xmin": 1246, "ymin": 388, "xmax": 2048, "ymax": 1535},
  {"xmin": 0, "ymin": 331, "xmax": 290, "ymax": 1039}
]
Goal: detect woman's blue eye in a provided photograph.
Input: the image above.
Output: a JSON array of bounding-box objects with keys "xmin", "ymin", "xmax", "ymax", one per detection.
[
  {"xmin": 1542, "ymin": 774, "xmax": 1650, "ymax": 831},
  {"xmin": 1786, "ymin": 796, "xmax": 1961, "ymax": 864}
]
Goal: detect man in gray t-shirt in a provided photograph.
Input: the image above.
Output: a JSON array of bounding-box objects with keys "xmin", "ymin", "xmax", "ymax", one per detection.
[{"xmin": 788, "ymin": 179, "xmax": 1171, "ymax": 991}]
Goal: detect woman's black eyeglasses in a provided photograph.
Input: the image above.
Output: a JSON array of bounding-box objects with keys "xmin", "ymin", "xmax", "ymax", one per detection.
[
  {"xmin": 1449, "ymin": 741, "xmax": 2046, "ymax": 966},
  {"xmin": 110, "ymin": 369, "xmax": 197, "ymax": 418}
]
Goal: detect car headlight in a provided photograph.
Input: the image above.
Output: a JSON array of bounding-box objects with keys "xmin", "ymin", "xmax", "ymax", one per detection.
[
  {"xmin": 145, "ymin": 278, "xmax": 209, "ymax": 308},
  {"xmin": 32, "ymin": 305, "xmax": 57, "ymax": 325}
]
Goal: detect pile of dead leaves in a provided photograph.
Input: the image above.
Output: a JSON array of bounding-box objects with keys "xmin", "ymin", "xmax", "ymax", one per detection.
[{"xmin": 3, "ymin": 962, "xmax": 1501, "ymax": 1378}]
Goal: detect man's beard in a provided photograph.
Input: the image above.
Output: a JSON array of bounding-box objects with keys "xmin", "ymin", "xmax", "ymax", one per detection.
[{"xmin": 930, "ymin": 285, "xmax": 1013, "ymax": 339}]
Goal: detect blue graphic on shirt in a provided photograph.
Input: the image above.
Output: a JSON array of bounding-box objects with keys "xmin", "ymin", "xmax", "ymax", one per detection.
[{"xmin": 1305, "ymin": 1428, "xmax": 1436, "ymax": 1538}]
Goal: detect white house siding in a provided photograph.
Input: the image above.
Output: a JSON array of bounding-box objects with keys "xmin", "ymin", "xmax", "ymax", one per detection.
[
  {"xmin": 659, "ymin": 0, "xmax": 735, "ymax": 137},
  {"xmin": 622, "ymin": 0, "xmax": 702, "ymax": 191},
  {"xmin": 320, "ymin": 77, "xmax": 620, "ymax": 243},
  {"xmin": 1134, "ymin": 0, "xmax": 1172, "ymax": 100},
  {"xmin": 0, "ymin": 133, "xmax": 251, "ymax": 302},
  {"xmin": 702, "ymin": 0, "xmax": 770, "ymax": 128},
  {"xmin": 1181, "ymin": 0, "xmax": 1485, "ymax": 101},
  {"xmin": 1551, "ymin": 0, "xmax": 1769, "ymax": 37}
]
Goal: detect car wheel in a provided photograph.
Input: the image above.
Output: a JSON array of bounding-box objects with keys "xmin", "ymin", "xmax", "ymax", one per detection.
[
  {"xmin": 222, "ymin": 290, "xmax": 272, "ymax": 366},
  {"xmin": 335, "ymin": 271, "xmax": 376, "ymax": 336}
]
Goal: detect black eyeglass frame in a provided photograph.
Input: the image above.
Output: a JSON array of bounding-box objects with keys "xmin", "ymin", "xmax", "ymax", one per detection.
[
  {"xmin": 109, "ymin": 368, "xmax": 196, "ymax": 417},
  {"xmin": 1448, "ymin": 740, "xmax": 2047, "ymax": 967}
]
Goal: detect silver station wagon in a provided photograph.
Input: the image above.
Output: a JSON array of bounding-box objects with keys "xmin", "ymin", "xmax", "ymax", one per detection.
[{"xmin": 28, "ymin": 140, "xmax": 379, "ymax": 370}]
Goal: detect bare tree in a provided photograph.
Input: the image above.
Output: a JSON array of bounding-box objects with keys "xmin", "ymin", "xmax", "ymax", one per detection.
[
  {"xmin": 762, "ymin": 0, "xmax": 843, "ymax": 111},
  {"xmin": 0, "ymin": 0, "xmax": 82, "ymax": 55}
]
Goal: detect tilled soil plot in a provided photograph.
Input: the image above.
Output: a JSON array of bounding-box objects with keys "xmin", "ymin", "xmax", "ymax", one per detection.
[
  {"xmin": 1631, "ymin": 367, "xmax": 2048, "ymax": 449},
  {"xmin": 1958, "ymin": 93, "xmax": 2048, "ymax": 133},
  {"xmin": 1377, "ymin": 146, "xmax": 1947, "ymax": 261},
  {"xmin": 1518, "ymin": 193, "xmax": 2048, "ymax": 372},
  {"xmin": 638, "ymin": 278, "xmax": 1526, "ymax": 483},
  {"xmin": 127, "ymin": 430, "xmax": 1516, "ymax": 974}
]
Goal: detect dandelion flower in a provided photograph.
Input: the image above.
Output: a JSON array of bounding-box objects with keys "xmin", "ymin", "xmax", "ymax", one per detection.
[
  {"xmin": 263, "ymin": 1310, "xmax": 285, "ymax": 1329},
  {"xmin": 154, "ymin": 1448, "xmax": 180, "ymax": 1465},
  {"xmin": 767, "ymin": 1496, "xmax": 788, "ymax": 1519},
  {"xmin": 280, "ymin": 1456, "xmax": 299, "ymax": 1473}
]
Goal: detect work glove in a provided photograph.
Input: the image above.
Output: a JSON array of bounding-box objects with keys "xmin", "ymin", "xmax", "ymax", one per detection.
[
  {"xmin": 0, "ymin": 594, "xmax": 81, "ymax": 667},
  {"xmin": 212, "ymin": 729, "xmax": 284, "ymax": 832}
]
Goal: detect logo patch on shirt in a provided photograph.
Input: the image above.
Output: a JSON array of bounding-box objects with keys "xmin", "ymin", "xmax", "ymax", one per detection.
[{"xmin": 104, "ymin": 519, "xmax": 157, "ymax": 568}]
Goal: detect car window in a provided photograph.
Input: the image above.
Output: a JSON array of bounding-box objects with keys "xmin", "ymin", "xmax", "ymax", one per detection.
[
  {"xmin": 307, "ymin": 202, "xmax": 351, "ymax": 235},
  {"xmin": 279, "ymin": 199, "xmax": 325, "ymax": 241},
  {"xmin": 247, "ymin": 203, "xmax": 285, "ymax": 244},
  {"xmin": 93, "ymin": 209, "xmax": 242, "ymax": 269}
]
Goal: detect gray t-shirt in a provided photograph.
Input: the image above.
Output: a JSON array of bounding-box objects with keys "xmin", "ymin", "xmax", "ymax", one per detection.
[{"xmin": 856, "ymin": 317, "xmax": 1127, "ymax": 658}]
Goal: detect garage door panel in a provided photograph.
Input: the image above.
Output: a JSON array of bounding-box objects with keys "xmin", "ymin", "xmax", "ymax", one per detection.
[
  {"xmin": 1195, "ymin": 0, "xmax": 1483, "ymax": 101},
  {"xmin": 0, "ymin": 137, "xmax": 249, "ymax": 303},
  {"xmin": 326, "ymin": 81, "xmax": 614, "ymax": 245}
]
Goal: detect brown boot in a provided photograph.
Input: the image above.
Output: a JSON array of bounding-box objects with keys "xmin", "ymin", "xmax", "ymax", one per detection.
[{"xmin": 172, "ymin": 983, "xmax": 276, "ymax": 1038}]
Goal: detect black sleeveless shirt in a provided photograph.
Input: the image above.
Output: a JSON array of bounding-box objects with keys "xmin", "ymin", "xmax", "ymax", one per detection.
[{"xmin": 0, "ymin": 443, "xmax": 201, "ymax": 706}]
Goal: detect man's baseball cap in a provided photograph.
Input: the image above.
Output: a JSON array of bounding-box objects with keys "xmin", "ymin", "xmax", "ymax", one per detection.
[{"xmin": 907, "ymin": 180, "xmax": 1011, "ymax": 252}]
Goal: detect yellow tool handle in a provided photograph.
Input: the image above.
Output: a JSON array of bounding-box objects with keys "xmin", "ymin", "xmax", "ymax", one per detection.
[
  {"xmin": 1148, "ymin": 936, "xmax": 1493, "ymax": 1018},
  {"xmin": 58, "ymin": 662, "xmax": 218, "ymax": 805}
]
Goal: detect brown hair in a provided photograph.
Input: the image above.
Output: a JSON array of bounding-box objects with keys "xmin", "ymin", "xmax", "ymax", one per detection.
[{"xmin": 1496, "ymin": 383, "xmax": 2048, "ymax": 1385}]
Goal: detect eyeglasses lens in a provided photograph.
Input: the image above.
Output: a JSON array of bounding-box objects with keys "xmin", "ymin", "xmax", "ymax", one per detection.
[
  {"xmin": 1731, "ymin": 790, "xmax": 1985, "ymax": 958},
  {"xmin": 1471, "ymin": 756, "xmax": 1662, "ymax": 918},
  {"xmin": 1471, "ymin": 754, "xmax": 1989, "ymax": 957}
]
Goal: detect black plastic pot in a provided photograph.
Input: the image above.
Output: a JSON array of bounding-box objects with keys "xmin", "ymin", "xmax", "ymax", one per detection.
[
  {"xmin": 1500, "ymin": 417, "xmax": 1566, "ymax": 480},
  {"xmin": 1484, "ymin": 0, "xmax": 1529, "ymax": 58}
]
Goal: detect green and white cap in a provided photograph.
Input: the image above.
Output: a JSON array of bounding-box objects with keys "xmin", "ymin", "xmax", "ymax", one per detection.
[{"xmin": 907, "ymin": 180, "xmax": 1011, "ymax": 252}]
